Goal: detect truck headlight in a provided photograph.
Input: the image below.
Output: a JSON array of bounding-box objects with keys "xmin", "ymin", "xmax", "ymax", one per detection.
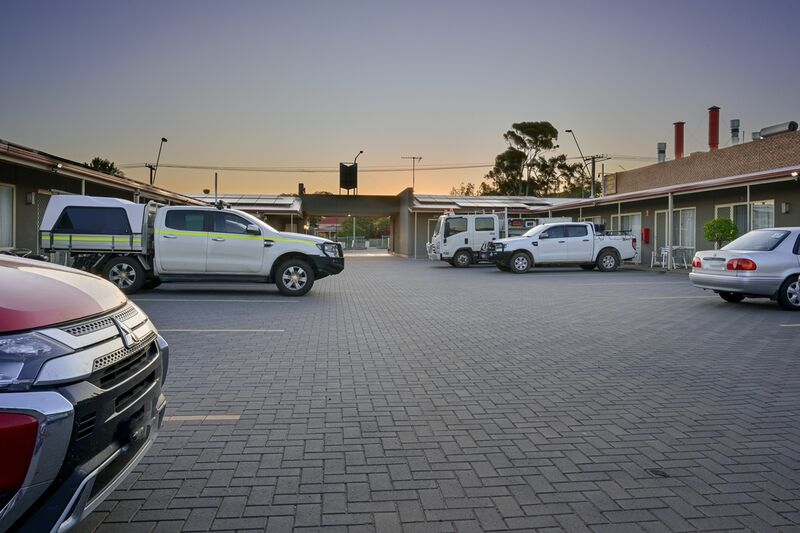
[
  {"xmin": 0, "ymin": 333, "xmax": 72, "ymax": 391},
  {"xmin": 317, "ymin": 243, "xmax": 341, "ymax": 257}
]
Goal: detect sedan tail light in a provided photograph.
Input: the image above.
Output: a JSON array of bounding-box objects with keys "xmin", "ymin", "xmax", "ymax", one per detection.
[
  {"xmin": 727, "ymin": 258, "xmax": 757, "ymax": 271},
  {"xmin": 0, "ymin": 413, "xmax": 38, "ymax": 501},
  {"xmin": 692, "ymin": 257, "xmax": 702, "ymax": 268}
]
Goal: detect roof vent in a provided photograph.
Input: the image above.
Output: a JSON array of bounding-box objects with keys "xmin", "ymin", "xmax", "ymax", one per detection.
[{"xmin": 759, "ymin": 121, "xmax": 798, "ymax": 138}]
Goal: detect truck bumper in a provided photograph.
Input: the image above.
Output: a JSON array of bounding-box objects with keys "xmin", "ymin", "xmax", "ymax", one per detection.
[
  {"xmin": 491, "ymin": 251, "xmax": 513, "ymax": 266},
  {"xmin": 311, "ymin": 256, "xmax": 345, "ymax": 278}
]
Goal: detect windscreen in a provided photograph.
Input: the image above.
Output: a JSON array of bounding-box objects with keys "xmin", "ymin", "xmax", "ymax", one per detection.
[
  {"xmin": 722, "ymin": 230, "xmax": 789, "ymax": 252},
  {"xmin": 432, "ymin": 218, "xmax": 442, "ymax": 238}
]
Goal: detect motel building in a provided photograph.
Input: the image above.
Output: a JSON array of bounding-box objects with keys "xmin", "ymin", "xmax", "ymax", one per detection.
[{"xmin": 526, "ymin": 119, "xmax": 800, "ymax": 268}]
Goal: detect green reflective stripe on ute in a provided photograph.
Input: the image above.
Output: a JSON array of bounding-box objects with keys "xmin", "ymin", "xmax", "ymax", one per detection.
[
  {"xmin": 271, "ymin": 237, "xmax": 318, "ymax": 246},
  {"xmin": 209, "ymin": 233, "xmax": 263, "ymax": 241},
  {"xmin": 50, "ymin": 235, "xmax": 141, "ymax": 242},
  {"xmin": 155, "ymin": 230, "xmax": 208, "ymax": 238}
]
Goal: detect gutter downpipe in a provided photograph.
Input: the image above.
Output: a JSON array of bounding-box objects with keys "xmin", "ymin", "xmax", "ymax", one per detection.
[
  {"xmin": 414, "ymin": 211, "xmax": 418, "ymax": 259},
  {"xmin": 667, "ymin": 193, "xmax": 674, "ymax": 270},
  {"xmin": 504, "ymin": 207, "xmax": 508, "ymax": 238}
]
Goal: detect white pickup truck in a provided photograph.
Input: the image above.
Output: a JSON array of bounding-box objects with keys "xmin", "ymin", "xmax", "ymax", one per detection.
[
  {"xmin": 39, "ymin": 196, "xmax": 344, "ymax": 295},
  {"xmin": 485, "ymin": 221, "xmax": 637, "ymax": 273}
]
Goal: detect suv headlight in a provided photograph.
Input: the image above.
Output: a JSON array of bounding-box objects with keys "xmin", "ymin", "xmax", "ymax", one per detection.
[
  {"xmin": 317, "ymin": 243, "xmax": 341, "ymax": 258},
  {"xmin": 0, "ymin": 333, "xmax": 72, "ymax": 391}
]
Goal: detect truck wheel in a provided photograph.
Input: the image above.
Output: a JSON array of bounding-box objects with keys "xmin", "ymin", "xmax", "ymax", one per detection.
[
  {"xmin": 103, "ymin": 257, "xmax": 145, "ymax": 294},
  {"xmin": 777, "ymin": 277, "xmax": 800, "ymax": 311},
  {"xmin": 596, "ymin": 250, "xmax": 619, "ymax": 272},
  {"xmin": 509, "ymin": 252, "xmax": 531, "ymax": 274},
  {"xmin": 452, "ymin": 250, "xmax": 472, "ymax": 268},
  {"xmin": 718, "ymin": 291, "xmax": 745, "ymax": 303},
  {"xmin": 276, "ymin": 259, "xmax": 315, "ymax": 296},
  {"xmin": 580, "ymin": 265, "xmax": 595, "ymax": 271}
]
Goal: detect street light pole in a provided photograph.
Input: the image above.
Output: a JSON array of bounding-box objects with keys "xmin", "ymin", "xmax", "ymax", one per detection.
[
  {"xmin": 401, "ymin": 156, "xmax": 422, "ymax": 190},
  {"xmin": 150, "ymin": 137, "xmax": 168, "ymax": 185},
  {"xmin": 564, "ymin": 130, "xmax": 589, "ymax": 198}
]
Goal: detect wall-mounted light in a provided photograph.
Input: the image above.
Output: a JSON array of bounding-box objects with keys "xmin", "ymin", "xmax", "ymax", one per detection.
[
  {"xmin": 25, "ymin": 191, "xmax": 36, "ymax": 205},
  {"xmin": 52, "ymin": 163, "xmax": 63, "ymax": 172},
  {"xmin": 782, "ymin": 202, "xmax": 791, "ymax": 214}
]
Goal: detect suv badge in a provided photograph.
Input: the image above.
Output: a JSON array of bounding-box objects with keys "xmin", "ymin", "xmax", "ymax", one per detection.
[{"xmin": 113, "ymin": 318, "xmax": 139, "ymax": 349}]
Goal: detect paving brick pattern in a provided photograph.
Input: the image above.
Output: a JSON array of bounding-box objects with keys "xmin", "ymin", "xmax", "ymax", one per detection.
[{"xmin": 78, "ymin": 258, "xmax": 800, "ymax": 532}]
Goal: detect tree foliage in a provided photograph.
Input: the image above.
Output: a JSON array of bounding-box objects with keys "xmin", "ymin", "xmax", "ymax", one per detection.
[
  {"xmin": 86, "ymin": 157, "xmax": 124, "ymax": 177},
  {"xmin": 704, "ymin": 218, "xmax": 739, "ymax": 247}
]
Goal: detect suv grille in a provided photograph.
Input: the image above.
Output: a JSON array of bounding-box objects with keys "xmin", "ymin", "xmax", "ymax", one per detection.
[
  {"xmin": 61, "ymin": 305, "xmax": 139, "ymax": 337},
  {"xmin": 91, "ymin": 336, "xmax": 157, "ymax": 389}
]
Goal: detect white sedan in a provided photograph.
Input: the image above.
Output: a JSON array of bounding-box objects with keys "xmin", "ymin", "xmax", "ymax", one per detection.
[{"xmin": 689, "ymin": 227, "xmax": 800, "ymax": 310}]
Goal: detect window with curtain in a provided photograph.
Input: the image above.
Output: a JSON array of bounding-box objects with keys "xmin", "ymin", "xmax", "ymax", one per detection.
[
  {"xmin": 0, "ymin": 184, "xmax": 13, "ymax": 248},
  {"xmin": 750, "ymin": 201, "xmax": 774, "ymax": 230},
  {"xmin": 671, "ymin": 208, "xmax": 696, "ymax": 248}
]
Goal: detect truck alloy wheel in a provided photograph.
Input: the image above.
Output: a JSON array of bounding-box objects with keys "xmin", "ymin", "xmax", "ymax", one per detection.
[
  {"xmin": 777, "ymin": 277, "xmax": 800, "ymax": 311},
  {"xmin": 453, "ymin": 250, "xmax": 471, "ymax": 268},
  {"xmin": 510, "ymin": 252, "xmax": 531, "ymax": 273},
  {"xmin": 596, "ymin": 250, "xmax": 619, "ymax": 272},
  {"xmin": 277, "ymin": 260, "xmax": 315, "ymax": 296},
  {"xmin": 103, "ymin": 257, "xmax": 145, "ymax": 294}
]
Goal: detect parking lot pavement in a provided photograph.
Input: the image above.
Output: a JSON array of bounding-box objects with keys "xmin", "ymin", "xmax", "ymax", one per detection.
[{"xmin": 79, "ymin": 257, "xmax": 800, "ymax": 532}]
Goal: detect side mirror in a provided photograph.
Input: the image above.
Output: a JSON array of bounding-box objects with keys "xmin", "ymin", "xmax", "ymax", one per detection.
[{"xmin": 246, "ymin": 224, "xmax": 260, "ymax": 235}]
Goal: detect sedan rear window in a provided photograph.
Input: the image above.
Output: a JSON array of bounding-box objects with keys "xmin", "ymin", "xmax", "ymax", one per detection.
[{"xmin": 722, "ymin": 230, "xmax": 789, "ymax": 252}]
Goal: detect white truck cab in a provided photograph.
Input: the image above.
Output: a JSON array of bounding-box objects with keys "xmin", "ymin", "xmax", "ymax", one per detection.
[
  {"xmin": 40, "ymin": 196, "xmax": 344, "ymax": 296},
  {"xmin": 426, "ymin": 213, "xmax": 500, "ymax": 267}
]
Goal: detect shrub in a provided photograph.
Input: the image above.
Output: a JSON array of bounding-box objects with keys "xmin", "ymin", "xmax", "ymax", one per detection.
[{"xmin": 704, "ymin": 218, "xmax": 738, "ymax": 248}]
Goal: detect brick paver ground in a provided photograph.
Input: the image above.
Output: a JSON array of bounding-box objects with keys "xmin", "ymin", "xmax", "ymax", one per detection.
[{"xmin": 78, "ymin": 257, "xmax": 800, "ymax": 532}]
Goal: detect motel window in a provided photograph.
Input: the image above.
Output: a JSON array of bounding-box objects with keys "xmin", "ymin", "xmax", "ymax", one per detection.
[
  {"xmin": 0, "ymin": 184, "xmax": 13, "ymax": 248},
  {"xmin": 715, "ymin": 200, "xmax": 774, "ymax": 235},
  {"xmin": 671, "ymin": 208, "xmax": 696, "ymax": 248},
  {"xmin": 580, "ymin": 216, "xmax": 603, "ymax": 225}
]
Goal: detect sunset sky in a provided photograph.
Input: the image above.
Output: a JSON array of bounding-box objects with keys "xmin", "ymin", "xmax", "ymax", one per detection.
[{"xmin": 3, "ymin": 1, "xmax": 799, "ymax": 196}]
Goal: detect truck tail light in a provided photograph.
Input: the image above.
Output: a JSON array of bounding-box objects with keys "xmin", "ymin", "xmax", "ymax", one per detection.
[
  {"xmin": 726, "ymin": 258, "xmax": 757, "ymax": 271},
  {"xmin": 692, "ymin": 257, "xmax": 702, "ymax": 268},
  {"xmin": 0, "ymin": 413, "xmax": 38, "ymax": 498}
]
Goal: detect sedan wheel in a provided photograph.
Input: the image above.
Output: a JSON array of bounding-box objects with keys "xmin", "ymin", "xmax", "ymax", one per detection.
[{"xmin": 778, "ymin": 277, "xmax": 800, "ymax": 311}]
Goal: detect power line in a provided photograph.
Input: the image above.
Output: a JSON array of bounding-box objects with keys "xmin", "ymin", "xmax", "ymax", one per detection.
[{"xmin": 119, "ymin": 154, "xmax": 656, "ymax": 174}]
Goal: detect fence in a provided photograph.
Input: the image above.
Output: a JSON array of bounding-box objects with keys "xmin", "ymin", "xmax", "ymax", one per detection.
[{"xmin": 336, "ymin": 236, "xmax": 390, "ymax": 250}]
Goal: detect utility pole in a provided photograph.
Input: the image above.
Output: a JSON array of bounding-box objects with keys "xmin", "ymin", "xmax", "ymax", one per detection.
[
  {"xmin": 585, "ymin": 154, "xmax": 610, "ymax": 198},
  {"xmin": 401, "ymin": 156, "xmax": 422, "ymax": 190},
  {"xmin": 214, "ymin": 172, "xmax": 218, "ymax": 203}
]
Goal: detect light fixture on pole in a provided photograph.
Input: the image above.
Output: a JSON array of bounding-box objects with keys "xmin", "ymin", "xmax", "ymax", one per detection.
[
  {"xmin": 401, "ymin": 155, "xmax": 422, "ymax": 190},
  {"xmin": 149, "ymin": 137, "xmax": 168, "ymax": 185}
]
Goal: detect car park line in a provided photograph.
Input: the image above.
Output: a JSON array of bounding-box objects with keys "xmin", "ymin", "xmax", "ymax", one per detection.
[
  {"xmin": 133, "ymin": 298, "xmax": 299, "ymax": 303},
  {"xmin": 157, "ymin": 328, "xmax": 285, "ymax": 333},
  {"xmin": 779, "ymin": 324, "xmax": 800, "ymax": 327}
]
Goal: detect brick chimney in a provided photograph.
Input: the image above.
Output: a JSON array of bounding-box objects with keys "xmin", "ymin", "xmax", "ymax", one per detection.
[
  {"xmin": 673, "ymin": 122, "xmax": 685, "ymax": 160},
  {"xmin": 708, "ymin": 106, "xmax": 720, "ymax": 151}
]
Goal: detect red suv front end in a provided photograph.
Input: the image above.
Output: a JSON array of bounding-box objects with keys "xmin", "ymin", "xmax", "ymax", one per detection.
[{"xmin": 0, "ymin": 256, "xmax": 167, "ymax": 532}]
